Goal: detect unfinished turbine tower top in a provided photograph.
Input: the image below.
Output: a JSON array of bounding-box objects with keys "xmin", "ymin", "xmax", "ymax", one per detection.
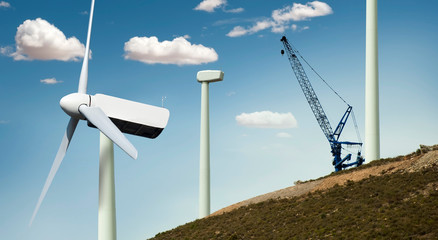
[{"xmin": 197, "ymin": 70, "xmax": 224, "ymax": 83}]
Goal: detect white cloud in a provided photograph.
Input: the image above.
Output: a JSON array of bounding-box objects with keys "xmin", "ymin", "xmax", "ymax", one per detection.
[
  {"xmin": 291, "ymin": 24, "xmax": 298, "ymax": 31},
  {"xmin": 0, "ymin": 1, "xmax": 10, "ymax": 8},
  {"xmin": 226, "ymin": 1, "xmax": 332, "ymax": 37},
  {"xmin": 0, "ymin": 120, "xmax": 9, "ymax": 124},
  {"xmin": 227, "ymin": 20, "xmax": 274, "ymax": 37},
  {"xmin": 40, "ymin": 78, "xmax": 63, "ymax": 84},
  {"xmin": 272, "ymin": 1, "xmax": 333, "ymax": 22},
  {"xmin": 0, "ymin": 46, "xmax": 12, "ymax": 56},
  {"xmin": 236, "ymin": 111, "xmax": 298, "ymax": 129},
  {"xmin": 173, "ymin": 34, "xmax": 191, "ymax": 39},
  {"xmin": 124, "ymin": 36, "xmax": 218, "ymax": 65},
  {"xmin": 251, "ymin": 20, "xmax": 274, "ymax": 32},
  {"xmin": 195, "ymin": 0, "xmax": 244, "ymax": 13},
  {"xmin": 224, "ymin": 7, "xmax": 244, "ymax": 13},
  {"xmin": 276, "ymin": 132, "xmax": 292, "ymax": 138},
  {"xmin": 226, "ymin": 91, "xmax": 236, "ymax": 96},
  {"xmin": 226, "ymin": 26, "xmax": 249, "ymax": 37},
  {"xmin": 11, "ymin": 18, "xmax": 85, "ymax": 61},
  {"xmin": 194, "ymin": 0, "xmax": 226, "ymax": 12},
  {"xmin": 271, "ymin": 24, "xmax": 288, "ymax": 33},
  {"xmin": 291, "ymin": 24, "xmax": 310, "ymax": 32}
]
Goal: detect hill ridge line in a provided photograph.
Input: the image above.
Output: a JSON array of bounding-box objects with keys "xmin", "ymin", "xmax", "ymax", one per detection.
[{"xmin": 210, "ymin": 144, "xmax": 438, "ymax": 217}]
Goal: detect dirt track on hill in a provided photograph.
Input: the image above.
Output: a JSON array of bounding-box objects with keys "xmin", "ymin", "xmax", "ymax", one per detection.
[{"xmin": 210, "ymin": 145, "xmax": 438, "ymax": 217}]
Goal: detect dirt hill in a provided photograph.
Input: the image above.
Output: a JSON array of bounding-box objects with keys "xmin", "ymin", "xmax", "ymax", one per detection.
[{"xmin": 150, "ymin": 144, "xmax": 438, "ymax": 239}]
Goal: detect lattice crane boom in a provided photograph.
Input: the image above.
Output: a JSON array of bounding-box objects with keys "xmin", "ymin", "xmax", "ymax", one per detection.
[
  {"xmin": 280, "ymin": 36, "xmax": 364, "ymax": 172},
  {"xmin": 281, "ymin": 36, "xmax": 335, "ymax": 144}
]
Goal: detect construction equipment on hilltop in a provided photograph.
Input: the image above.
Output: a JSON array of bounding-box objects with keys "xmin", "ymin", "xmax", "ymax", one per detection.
[{"xmin": 280, "ymin": 36, "xmax": 364, "ymax": 172}]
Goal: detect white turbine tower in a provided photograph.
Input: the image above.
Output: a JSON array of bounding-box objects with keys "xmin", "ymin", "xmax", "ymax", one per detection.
[
  {"xmin": 197, "ymin": 70, "xmax": 224, "ymax": 218},
  {"xmin": 29, "ymin": 1, "xmax": 170, "ymax": 239},
  {"xmin": 365, "ymin": 0, "xmax": 380, "ymax": 161}
]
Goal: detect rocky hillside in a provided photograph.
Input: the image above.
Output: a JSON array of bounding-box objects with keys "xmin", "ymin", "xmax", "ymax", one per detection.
[{"xmin": 150, "ymin": 144, "xmax": 438, "ymax": 239}]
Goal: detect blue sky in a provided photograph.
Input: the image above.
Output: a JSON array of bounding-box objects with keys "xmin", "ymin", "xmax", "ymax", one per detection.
[{"xmin": 0, "ymin": 0, "xmax": 437, "ymax": 239}]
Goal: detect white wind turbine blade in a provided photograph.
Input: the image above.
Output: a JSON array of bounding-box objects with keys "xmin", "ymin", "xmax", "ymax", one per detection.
[
  {"xmin": 78, "ymin": 105, "xmax": 138, "ymax": 159},
  {"xmin": 77, "ymin": 0, "xmax": 95, "ymax": 94},
  {"xmin": 30, "ymin": 118, "xmax": 79, "ymax": 226}
]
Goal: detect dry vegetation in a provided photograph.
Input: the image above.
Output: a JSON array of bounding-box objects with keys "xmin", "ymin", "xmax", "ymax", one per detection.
[{"xmin": 149, "ymin": 145, "xmax": 438, "ymax": 239}]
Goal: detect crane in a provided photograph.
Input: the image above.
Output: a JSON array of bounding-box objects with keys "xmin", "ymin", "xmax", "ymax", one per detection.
[{"xmin": 280, "ymin": 36, "xmax": 364, "ymax": 172}]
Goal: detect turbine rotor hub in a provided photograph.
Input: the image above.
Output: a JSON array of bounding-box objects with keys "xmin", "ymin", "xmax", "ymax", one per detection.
[{"xmin": 60, "ymin": 93, "xmax": 90, "ymax": 120}]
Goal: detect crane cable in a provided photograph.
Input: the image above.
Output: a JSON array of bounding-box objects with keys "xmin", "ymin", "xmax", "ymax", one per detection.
[
  {"xmin": 351, "ymin": 110, "xmax": 363, "ymax": 144},
  {"xmin": 341, "ymin": 146, "xmax": 355, "ymax": 153},
  {"xmin": 290, "ymin": 43, "xmax": 363, "ymax": 144},
  {"xmin": 290, "ymin": 43, "xmax": 349, "ymax": 106}
]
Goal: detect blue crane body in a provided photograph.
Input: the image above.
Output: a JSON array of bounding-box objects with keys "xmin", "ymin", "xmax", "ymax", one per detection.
[{"xmin": 281, "ymin": 36, "xmax": 364, "ymax": 172}]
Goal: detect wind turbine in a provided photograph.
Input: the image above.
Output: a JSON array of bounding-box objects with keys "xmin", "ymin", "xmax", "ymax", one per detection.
[
  {"xmin": 197, "ymin": 70, "xmax": 224, "ymax": 218},
  {"xmin": 30, "ymin": 1, "xmax": 170, "ymax": 239}
]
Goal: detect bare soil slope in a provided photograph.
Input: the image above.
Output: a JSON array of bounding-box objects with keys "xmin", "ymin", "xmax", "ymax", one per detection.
[{"xmin": 211, "ymin": 144, "xmax": 438, "ymax": 216}]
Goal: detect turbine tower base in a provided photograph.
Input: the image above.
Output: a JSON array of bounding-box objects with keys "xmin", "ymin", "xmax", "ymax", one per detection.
[{"xmin": 99, "ymin": 133, "xmax": 117, "ymax": 240}]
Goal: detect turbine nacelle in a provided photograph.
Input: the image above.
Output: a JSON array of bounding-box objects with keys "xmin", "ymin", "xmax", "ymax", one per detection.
[{"xmin": 60, "ymin": 93, "xmax": 170, "ymax": 139}]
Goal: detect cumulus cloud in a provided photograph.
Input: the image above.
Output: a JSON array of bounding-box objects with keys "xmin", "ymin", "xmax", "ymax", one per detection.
[
  {"xmin": 40, "ymin": 78, "xmax": 63, "ymax": 84},
  {"xmin": 276, "ymin": 132, "xmax": 292, "ymax": 138},
  {"xmin": 227, "ymin": 19, "xmax": 274, "ymax": 37},
  {"xmin": 236, "ymin": 111, "xmax": 298, "ymax": 129},
  {"xmin": 271, "ymin": 24, "xmax": 288, "ymax": 33},
  {"xmin": 251, "ymin": 20, "xmax": 274, "ymax": 32},
  {"xmin": 194, "ymin": 0, "xmax": 226, "ymax": 12},
  {"xmin": 226, "ymin": 26, "xmax": 249, "ymax": 37},
  {"xmin": 124, "ymin": 36, "xmax": 218, "ymax": 65},
  {"xmin": 0, "ymin": 1, "xmax": 10, "ymax": 8},
  {"xmin": 11, "ymin": 18, "xmax": 85, "ymax": 61},
  {"xmin": 272, "ymin": 1, "xmax": 333, "ymax": 22},
  {"xmin": 226, "ymin": 1, "xmax": 332, "ymax": 37},
  {"xmin": 195, "ymin": 0, "xmax": 244, "ymax": 13}
]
